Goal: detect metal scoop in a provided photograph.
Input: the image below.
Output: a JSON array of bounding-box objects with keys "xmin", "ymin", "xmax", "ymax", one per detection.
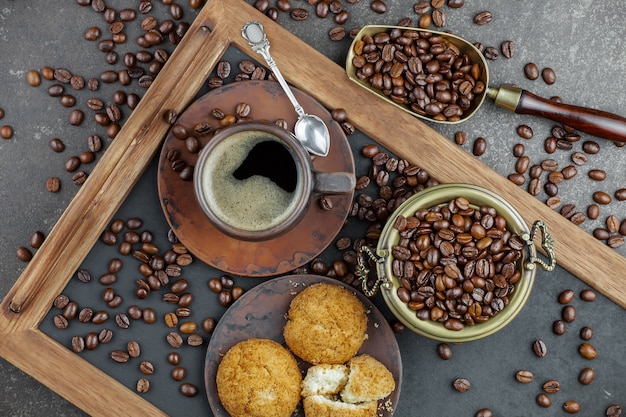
[
  {"xmin": 242, "ymin": 21, "xmax": 331, "ymax": 156},
  {"xmin": 347, "ymin": 25, "xmax": 626, "ymax": 143}
]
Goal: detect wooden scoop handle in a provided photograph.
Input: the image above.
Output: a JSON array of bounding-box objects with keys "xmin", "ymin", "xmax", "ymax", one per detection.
[{"xmin": 516, "ymin": 90, "xmax": 626, "ymax": 142}]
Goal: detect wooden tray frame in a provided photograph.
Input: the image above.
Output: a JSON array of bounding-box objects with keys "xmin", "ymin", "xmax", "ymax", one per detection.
[{"xmin": 1, "ymin": 0, "xmax": 624, "ymax": 415}]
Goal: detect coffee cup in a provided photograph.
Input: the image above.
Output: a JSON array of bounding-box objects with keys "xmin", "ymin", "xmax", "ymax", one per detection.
[{"xmin": 194, "ymin": 122, "xmax": 355, "ymax": 241}]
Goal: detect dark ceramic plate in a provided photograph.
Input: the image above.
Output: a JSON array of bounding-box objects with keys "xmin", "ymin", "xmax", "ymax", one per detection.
[{"xmin": 204, "ymin": 274, "xmax": 402, "ymax": 417}]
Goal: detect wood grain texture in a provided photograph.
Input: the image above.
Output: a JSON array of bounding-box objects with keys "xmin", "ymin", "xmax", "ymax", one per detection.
[{"xmin": 0, "ymin": 0, "xmax": 624, "ymax": 415}]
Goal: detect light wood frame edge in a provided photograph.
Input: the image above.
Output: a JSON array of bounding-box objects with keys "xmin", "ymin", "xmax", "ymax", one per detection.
[{"xmin": 1, "ymin": 0, "xmax": 624, "ymax": 415}]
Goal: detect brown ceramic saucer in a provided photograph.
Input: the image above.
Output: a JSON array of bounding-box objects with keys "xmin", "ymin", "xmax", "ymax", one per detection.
[
  {"xmin": 204, "ymin": 274, "xmax": 402, "ymax": 417},
  {"xmin": 157, "ymin": 80, "xmax": 355, "ymax": 277}
]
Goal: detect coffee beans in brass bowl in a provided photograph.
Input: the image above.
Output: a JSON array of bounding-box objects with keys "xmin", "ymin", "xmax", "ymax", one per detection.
[
  {"xmin": 357, "ymin": 184, "xmax": 556, "ymax": 343},
  {"xmin": 346, "ymin": 25, "xmax": 489, "ymax": 124}
]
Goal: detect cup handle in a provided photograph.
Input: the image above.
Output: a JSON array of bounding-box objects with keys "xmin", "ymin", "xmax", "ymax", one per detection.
[{"xmin": 312, "ymin": 171, "xmax": 355, "ymax": 194}]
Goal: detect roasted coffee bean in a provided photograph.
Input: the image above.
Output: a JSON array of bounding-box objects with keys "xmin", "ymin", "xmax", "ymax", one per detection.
[
  {"xmin": 558, "ymin": 289, "xmax": 574, "ymax": 304},
  {"xmin": 515, "ymin": 370, "xmax": 534, "ymax": 383},
  {"xmin": 111, "ymin": 349, "xmax": 130, "ymax": 363},
  {"xmin": 587, "ymin": 169, "xmax": 606, "ymax": 181},
  {"xmin": 167, "ymin": 352, "xmax": 181, "ymax": 365},
  {"xmin": 171, "ymin": 366, "xmax": 186, "ymax": 381},
  {"xmin": 77, "ymin": 307, "xmax": 93, "ymax": 323},
  {"xmin": 578, "ymin": 343, "xmax": 597, "ymax": 359},
  {"xmin": 180, "ymin": 383, "xmax": 198, "ymax": 397},
  {"xmin": 542, "ymin": 67, "xmax": 556, "ymax": 84},
  {"xmin": 607, "ymin": 235, "xmax": 625, "ymax": 248},
  {"xmin": 562, "ymin": 165, "xmax": 577, "ymax": 179},
  {"xmin": 455, "ymin": 131, "xmax": 467, "ymax": 145},
  {"xmin": 524, "ymin": 62, "xmax": 540, "ymax": 80},
  {"xmin": 71, "ymin": 336, "xmax": 85, "ymax": 353},
  {"xmin": 593, "ymin": 191, "xmax": 612, "ymax": 205},
  {"xmin": 370, "ymin": 0, "xmax": 387, "ymax": 14},
  {"xmin": 562, "ymin": 305, "xmax": 576, "ymax": 323},
  {"xmin": 578, "ymin": 367, "xmax": 594, "ymax": 385},
  {"xmin": 69, "ymin": 109, "xmax": 84, "ymax": 126},
  {"xmin": 126, "ymin": 340, "xmax": 141, "ymax": 358},
  {"xmin": 585, "ymin": 204, "xmax": 599, "ymax": 220},
  {"xmin": 142, "ymin": 308, "xmax": 156, "ymax": 324},
  {"xmin": 563, "ymin": 401, "xmax": 581, "ymax": 414},
  {"xmin": 553, "ymin": 320, "xmax": 567, "ymax": 335},
  {"xmin": 54, "ymin": 315, "xmax": 69, "ymax": 329},
  {"xmin": 60, "ymin": 94, "xmax": 77, "ymax": 108},
  {"xmin": 436, "ymin": 343, "xmax": 452, "ymax": 360},
  {"xmin": 187, "ymin": 333, "xmax": 203, "ymax": 346},
  {"xmin": 167, "ymin": 331, "xmax": 183, "ymax": 348},
  {"xmin": 136, "ymin": 378, "xmax": 150, "ymax": 393},
  {"xmin": 543, "ymin": 379, "xmax": 560, "ymax": 394},
  {"xmin": 474, "ymin": 10, "xmax": 492, "ymax": 25},
  {"xmin": 580, "ymin": 289, "xmax": 597, "ymax": 302},
  {"xmin": 92, "ymin": 311, "xmax": 109, "ymax": 324},
  {"xmin": 482, "ymin": 46, "xmax": 499, "ymax": 60},
  {"xmin": 453, "ymin": 378, "xmax": 471, "ymax": 392},
  {"xmin": 26, "ymin": 69, "xmax": 41, "ymax": 87},
  {"xmin": 218, "ymin": 290, "xmax": 232, "ymax": 307},
  {"xmin": 329, "ymin": 26, "xmax": 346, "ymax": 41},
  {"xmin": 516, "ymin": 125, "xmax": 533, "ymax": 139},
  {"xmin": 594, "ymin": 228, "xmax": 611, "ymax": 241},
  {"xmin": 533, "ymin": 339, "xmax": 547, "ymax": 357},
  {"xmin": 202, "ymin": 317, "xmax": 216, "ymax": 334},
  {"xmin": 115, "ymin": 313, "xmax": 130, "ymax": 329},
  {"xmin": 473, "ymin": 137, "xmax": 487, "ymax": 156},
  {"xmin": 139, "ymin": 361, "xmax": 154, "ymax": 375},
  {"xmin": 98, "ymin": 329, "xmax": 113, "ymax": 344},
  {"xmin": 605, "ymin": 405, "xmax": 622, "ymax": 417},
  {"xmin": 501, "ymin": 40, "xmax": 516, "ymax": 58},
  {"xmin": 85, "ymin": 334, "xmax": 98, "ymax": 352},
  {"xmin": 580, "ymin": 326, "xmax": 593, "ymax": 341},
  {"xmin": 475, "ymin": 409, "xmax": 493, "ymax": 417},
  {"xmin": 536, "ymin": 393, "xmax": 552, "ymax": 408},
  {"xmin": 54, "ymin": 294, "xmax": 70, "ymax": 309}
]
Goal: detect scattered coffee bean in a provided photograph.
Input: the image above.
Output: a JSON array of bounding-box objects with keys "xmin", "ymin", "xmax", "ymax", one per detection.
[
  {"xmin": 436, "ymin": 343, "xmax": 452, "ymax": 360},
  {"xmin": 370, "ymin": 0, "xmax": 387, "ymax": 14},
  {"xmin": 180, "ymin": 383, "xmax": 198, "ymax": 397},
  {"xmin": 1, "ymin": 125, "xmax": 14, "ymax": 139},
  {"xmin": 515, "ymin": 370, "xmax": 534, "ymax": 383},
  {"xmin": 578, "ymin": 343, "xmax": 597, "ymax": 360},
  {"xmin": 473, "ymin": 11, "xmax": 493, "ymax": 25},
  {"xmin": 475, "ymin": 409, "xmax": 493, "ymax": 417},
  {"xmin": 533, "ymin": 339, "xmax": 547, "ymax": 357},
  {"xmin": 580, "ymin": 289, "xmax": 596, "ymax": 302},
  {"xmin": 524, "ymin": 62, "xmax": 540, "ymax": 80},
  {"xmin": 542, "ymin": 67, "xmax": 556, "ymax": 84},
  {"xmin": 536, "ymin": 393, "xmax": 552, "ymax": 408},
  {"xmin": 167, "ymin": 331, "xmax": 183, "ymax": 348},
  {"xmin": 111, "ymin": 349, "xmax": 130, "ymax": 363},
  {"xmin": 553, "ymin": 320, "xmax": 567, "ymax": 335},
  {"xmin": 16, "ymin": 246, "xmax": 33, "ymax": 262},
  {"xmin": 452, "ymin": 378, "xmax": 471, "ymax": 393},
  {"xmin": 606, "ymin": 405, "xmax": 623, "ymax": 417},
  {"xmin": 136, "ymin": 378, "xmax": 150, "ymax": 393},
  {"xmin": 562, "ymin": 305, "xmax": 576, "ymax": 323},
  {"xmin": 563, "ymin": 401, "xmax": 581, "ymax": 414},
  {"xmin": 542, "ymin": 379, "xmax": 560, "ymax": 394},
  {"xmin": 578, "ymin": 367, "xmax": 594, "ymax": 385},
  {"xmin": 501, "ymin": 40, "xmax": 516, "ymax": 58},
  {"xmin": 579, "ymin": 326, "xmax": 593, "ymax": 341},
  {"xmin": 473, "ymin": 137, "xmax": 487, "ymax": 156}
]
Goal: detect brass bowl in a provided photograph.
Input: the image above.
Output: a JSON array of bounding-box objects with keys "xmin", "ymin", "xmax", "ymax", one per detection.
[
  {"xmin": 358, "ymin": 184, "xmax": 555, "ymax": 343},
  {"xmin": 345, "ymin": 25, "xmax": 489, "ymax": 124}
]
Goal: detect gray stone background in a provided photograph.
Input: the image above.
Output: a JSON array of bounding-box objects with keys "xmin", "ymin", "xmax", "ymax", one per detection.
[{"xmin": 0, "ymin": 1, "xmax": 625, "ymax": 416}]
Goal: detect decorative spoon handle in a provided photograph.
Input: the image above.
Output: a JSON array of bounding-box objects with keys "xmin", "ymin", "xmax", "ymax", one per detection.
[{"xmin": 241, "ymin": 21, "xmax": 305, "ymax": 118}]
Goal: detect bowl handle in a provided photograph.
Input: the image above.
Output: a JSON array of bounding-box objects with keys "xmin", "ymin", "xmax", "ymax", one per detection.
[
  {"xmin": 523, "ymin": 220, "xmax": 557, "ymax": 272},
  {"xmin": 357, "ymin": 245, "xmax": 388, "ymax": 297}
]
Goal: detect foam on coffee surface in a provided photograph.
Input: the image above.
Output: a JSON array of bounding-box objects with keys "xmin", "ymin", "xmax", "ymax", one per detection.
[{"xmin": 200, "ymin": 131, "xmax": 300, "ymax": 232}]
